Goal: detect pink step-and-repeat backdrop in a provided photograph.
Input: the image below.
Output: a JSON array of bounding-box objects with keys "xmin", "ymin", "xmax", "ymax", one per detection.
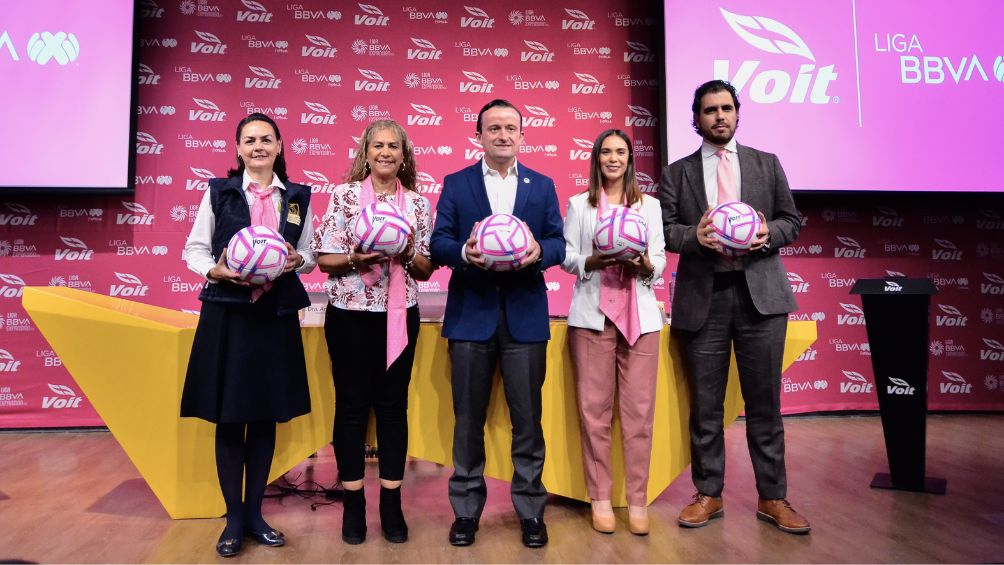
[{"xmin": 1, "ymin": 0, "xmax": 1002, "ymax": 427}]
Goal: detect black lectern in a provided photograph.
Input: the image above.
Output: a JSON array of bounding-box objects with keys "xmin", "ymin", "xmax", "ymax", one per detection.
[{"xmin": 850, "ymin": 278, "xmax": 946, "ymax": 494}]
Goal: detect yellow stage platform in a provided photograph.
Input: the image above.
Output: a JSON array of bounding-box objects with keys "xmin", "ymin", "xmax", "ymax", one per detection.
[{"xmin": 22, "ymin": 286, "xmax": 815, "ymax": 519}]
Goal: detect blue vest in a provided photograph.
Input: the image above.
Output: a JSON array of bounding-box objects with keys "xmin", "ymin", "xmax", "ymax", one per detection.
[{"xmin": 197, "ymin": 176, "xmax": 311, "ymax": 315}]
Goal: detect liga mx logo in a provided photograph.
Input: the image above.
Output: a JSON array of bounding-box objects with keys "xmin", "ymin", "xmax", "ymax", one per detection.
[
  {"xmin": 0, "ymin": 30, "xmax": 79, "ymax": 65},
  {"xmin": 715, "ymin": 8, "xmax": 838, "ymax": 104}
]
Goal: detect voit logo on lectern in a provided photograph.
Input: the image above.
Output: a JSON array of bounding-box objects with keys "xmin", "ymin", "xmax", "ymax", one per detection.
[{"xmin": 886, "ymin": 377, "xmax": 915, "ymax": 396}]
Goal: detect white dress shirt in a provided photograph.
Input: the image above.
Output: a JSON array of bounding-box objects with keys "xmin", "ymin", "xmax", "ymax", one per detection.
[
  {"xmin": 461, "ymin": 158, "xmax": 520, "ymax": 263},
  {"xmin": 182, "ymin": 170, "xmax": 316, "ymax": 279},
  {"xmin": 701, "ymin": 139, "xmax": 742, "ymax": 206},
  {"xmin": 560, "ymin": 192, "xmax": 667, "ymax": 333}
]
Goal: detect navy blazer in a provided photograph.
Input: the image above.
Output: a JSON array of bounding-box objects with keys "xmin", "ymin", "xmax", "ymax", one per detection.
[{"xmin": 430, "ymin": 161, "xmax": 565, "ymax": 342}]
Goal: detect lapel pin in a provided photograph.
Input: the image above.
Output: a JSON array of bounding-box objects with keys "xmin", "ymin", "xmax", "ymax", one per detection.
[{"xmin": 523, "ymin": 178, "xmax": 529, "ymax": 184}]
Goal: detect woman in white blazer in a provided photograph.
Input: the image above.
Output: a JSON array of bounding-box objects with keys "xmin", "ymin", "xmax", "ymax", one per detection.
[{"xmin": 561, "ymin": 129, "xmax": 667, "ymax": 535}]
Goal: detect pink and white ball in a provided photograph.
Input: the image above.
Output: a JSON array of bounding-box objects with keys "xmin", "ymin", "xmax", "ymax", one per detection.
[
  {"xmin": 709, "ymin": 201, "xmax": 763, "ymax": 256},
  {"xmin": 353, "ymin": 202, "xmax": 412, "ymax": 257},
  {"xmin": 593, "ymin": 207, "xmax": 648, "ymax": 260},
  {"xmin": 225, "ymin": 225, "xmax": 289, "ymax": 285},
  {"xmin": 475, "ymin": 213, "xmax": 530, "ymax": 271}
]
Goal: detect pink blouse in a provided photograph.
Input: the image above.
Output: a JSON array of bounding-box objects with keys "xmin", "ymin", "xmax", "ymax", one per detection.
[{"xmin": 311, "ymin": 181, "xmax": 432, "ymax": 312}]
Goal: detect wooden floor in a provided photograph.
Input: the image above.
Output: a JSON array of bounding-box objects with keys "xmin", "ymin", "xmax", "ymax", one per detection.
[{"xmin": 0, "ymin": 414, "xmax": 1001, "ymax": 563}]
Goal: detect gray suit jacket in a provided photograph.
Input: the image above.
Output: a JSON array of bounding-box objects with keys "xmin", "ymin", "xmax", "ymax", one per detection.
[{"xmin": 658, "ymin": 144, "xmax": 800, "ymax": 332}]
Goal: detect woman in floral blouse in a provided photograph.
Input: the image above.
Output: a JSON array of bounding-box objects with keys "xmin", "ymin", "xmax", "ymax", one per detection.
[{"xmin": 311, "ymin": 119, "xmax": 435, "ymax": 545}]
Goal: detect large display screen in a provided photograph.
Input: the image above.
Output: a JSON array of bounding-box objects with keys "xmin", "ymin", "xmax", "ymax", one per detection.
[
  {"xmin": 664, "ymin": 0, "xmax": 1002, "ymax": 192},
  {"xmin": 0, "ymin": 1, "xmax": 136, "ymax": 193}
]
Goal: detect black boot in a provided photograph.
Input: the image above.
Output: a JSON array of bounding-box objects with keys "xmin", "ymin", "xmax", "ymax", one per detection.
[
  {"xmin": 379, "ymin": 486, "xmax": 408, "ymax": 543},
  {"xmin": 342, "ymin": 488, "xmax": 367, "ymax": 544}
]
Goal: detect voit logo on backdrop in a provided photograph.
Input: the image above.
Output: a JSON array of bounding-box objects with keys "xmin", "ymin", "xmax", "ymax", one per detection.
[
  {"xmin": 787, "ymin": 272, "xmax": 810, "ymax": 293},
  {"xmin": 836, "ymin": 303, "xmax": 865, "ymax": 325},
  {"xmin": 714, "ymin": 8, "xmax": 838, "ymax": 104},
  {"xmin": 355, "ymin": 3, "xmax": 389, "ymax": 26},
  {"xmin": 186, "ymin": 166, "xmax": 214, "ymax": 191},
  {"xmin": 936, "ymin": 304, "xmax": 968, "ymax": 327},
  {"xmin": 0, "ymin": 274, "xmax": 25, "ymax": 299},
  {"xmin": 302, "ymin": 170, "xmax": 337, "ymax": 193},
  {"xmin": 940, "ymin": 371, "xmax": 972, "ymax": 394},
  {"xmin": 117, "ymin": 202, "xmax": 155, "ymax": 225},
  {"xmin": 54, "ymin": 236, "xmax": 93, "ymax": 261},
  {"xmin": 42, "ymin": 383, "xmax": 82, "ymax": 409},
  {"xmin": 0, "ymin": 203, "xmax": 38, "ymax": 226},
  {"xmin": 981, "ymin": 338, "xmax": 1004, "ymax": 362},
  {"xmin": 460, "ymin": 6, "xmax": 494, "ymax": 28},
  {"xmin": 110, "ymin": 273, "xmax": 149, "ymax": 297},
  {"xmin": 191, "ymin": 30, "xmax": 227, "ymax": 54},
  {"xmin": 459, "ymin": 70, "xmax": 494, "ymax": 93},
  {"xmin": 840, "ymin": 371, "xmax": 873, "ymax": 394},
  {"xmin": 0, "ymin": 349, "xmax": 21, "ymax": 372},
  {"xmin": 237, "ymin": 0, "xmax": 273, "ymax": 22},
  {"xmin": 636, "ymin": 172, "xmax": 657, "ymax": 193}
]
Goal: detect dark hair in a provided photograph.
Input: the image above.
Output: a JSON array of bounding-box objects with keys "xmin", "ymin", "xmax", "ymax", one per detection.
[
  {"xmin": 586, "ymin": 129, "xmax": 641, "ymax": 209},
  {"xmin": 345, "ymin": 119, "xmax": 418, "ymax": 191},
  {"xmin": 227, "ymin": 112, "xmax": 288, "ymax": 182},
  {"xmin": 475, "ymin": 99, "xmax": 522, "ymax": 133},
  {"xmin": 690, "ymin": 80, "xmax": 741, "ymax": 133}
]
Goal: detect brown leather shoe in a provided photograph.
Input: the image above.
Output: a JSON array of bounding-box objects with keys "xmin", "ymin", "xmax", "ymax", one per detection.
[
  {"xmin": 757, "ymin": 499, "xmax": 811, "ymax": 534},
  {"xmin": 678, "ymin": 492, "xmax": 724, "ymax": 528}
]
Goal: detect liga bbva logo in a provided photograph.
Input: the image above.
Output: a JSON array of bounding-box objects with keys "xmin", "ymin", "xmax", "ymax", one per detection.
[{"xmin": 715, "ymin": 8, "xmax": 837, "ymax": 104}]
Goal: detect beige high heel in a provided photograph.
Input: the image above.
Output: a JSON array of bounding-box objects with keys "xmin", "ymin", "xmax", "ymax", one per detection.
[
  {"xmin": 591, "ymin": 501, "xmax": 616, "ymax": 533},
  {"xmin": 628, "ymin": 505, "xmax": 650, "ymax": 535}
]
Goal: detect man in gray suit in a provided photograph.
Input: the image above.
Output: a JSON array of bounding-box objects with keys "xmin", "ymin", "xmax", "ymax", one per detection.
[{"xmin": 659, "ymin": 80, "xmax": 810, "ymax": 534}]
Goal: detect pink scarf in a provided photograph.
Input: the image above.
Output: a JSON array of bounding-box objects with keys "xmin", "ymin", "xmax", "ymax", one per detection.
[
  {"xmin": 358, "ymin": 177, "xmax": 408, "ymax": 369},
  {"xmin": 247, "ymin": 182, "xmax": 278, "ymax": 302},
  {"xmin": 597, "ymin": 188, "xmax": 642, "ymax": 346}
]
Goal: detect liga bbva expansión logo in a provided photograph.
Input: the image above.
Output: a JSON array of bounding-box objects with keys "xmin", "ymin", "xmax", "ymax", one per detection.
[{"xmin": 714, "ymin": 8, "xmax": 837, "ymax": 104}]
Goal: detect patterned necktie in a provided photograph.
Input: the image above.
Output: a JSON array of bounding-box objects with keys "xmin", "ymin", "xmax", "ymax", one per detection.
[{"xmin": 715, "ymin": 149, "xmax": 736, "ymax": 205}]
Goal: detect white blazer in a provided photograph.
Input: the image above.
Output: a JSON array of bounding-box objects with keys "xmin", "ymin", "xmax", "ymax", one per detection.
[{"xmin": 561, "ymin": 191, "xmax": 667, "ymax": 333}]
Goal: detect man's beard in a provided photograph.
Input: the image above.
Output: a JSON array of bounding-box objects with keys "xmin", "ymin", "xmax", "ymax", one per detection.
[{"xmin": 699, "ymin": 121, "xmax": 737, "ymax": 145}]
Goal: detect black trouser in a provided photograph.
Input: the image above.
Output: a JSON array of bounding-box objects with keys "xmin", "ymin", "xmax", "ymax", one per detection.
[
  {"xmin": 447, "ymin": 309, "xmax": 548, "ymax": 520},
  {"xmin": 673, "ymin": 272, "xmax": 788, "ymax": 500},
  {"xmin": 324, "ymin": 305, "xmax": 420, "ymax": 482}
]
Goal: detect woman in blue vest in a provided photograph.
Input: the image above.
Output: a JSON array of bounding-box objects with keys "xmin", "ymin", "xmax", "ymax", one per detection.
[{"xmin": 180, "ymin": 113, "xmax": 316, "ymax": 557}]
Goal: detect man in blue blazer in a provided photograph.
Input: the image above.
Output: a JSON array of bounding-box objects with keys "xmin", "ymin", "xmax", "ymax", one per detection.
[
  {"xmin": 430, "ymin": 99, "xmax": 565, "ymax": 548},
  {"xmin": 659, "ymin": 80, "xmax": 810, "ymax": 534}
]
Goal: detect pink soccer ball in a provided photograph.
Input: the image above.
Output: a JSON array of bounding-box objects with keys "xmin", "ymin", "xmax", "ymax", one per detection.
[
  {"xmin": 225, "ymin": 225, "xmax": 288, "ymax": 285},
  {"xmin": 475, "ymin": 213, "xmax": 530, "ymax": 271},
  {"xmin": 709, "ymin": 200, "xmax": 763, "ymax": 256},
  {"xmin": 593, "ymin": 207, "xmax": 648, "ymax": 260},
  {"xmin": 353, "ymin": 202, "xmax": 412, "ymax": 257}
]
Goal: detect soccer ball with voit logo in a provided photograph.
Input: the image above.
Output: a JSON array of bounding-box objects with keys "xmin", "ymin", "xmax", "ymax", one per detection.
[
  {"xmin": 225, "ymin": 225, "xmax": 288, "ymax": 285},
  {"xmin": 475, "ymin": 213, "xmax": 530, "ymax": 271},
  {"xmin": 593, "ymin": 207, "xmax": 648, "ymax": 260},
  {"xmin": 353, "ymin": 202, "xmax": 412, "ymax": 257},
  {"xmin": 709, "ymin": 200, "xmax": 763, "ymax": 256}
]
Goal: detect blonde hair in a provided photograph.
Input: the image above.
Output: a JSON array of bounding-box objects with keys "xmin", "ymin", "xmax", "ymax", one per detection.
[{"xmin": 345, "ymin": 119, "xmax": 417, "ymax": 191}]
